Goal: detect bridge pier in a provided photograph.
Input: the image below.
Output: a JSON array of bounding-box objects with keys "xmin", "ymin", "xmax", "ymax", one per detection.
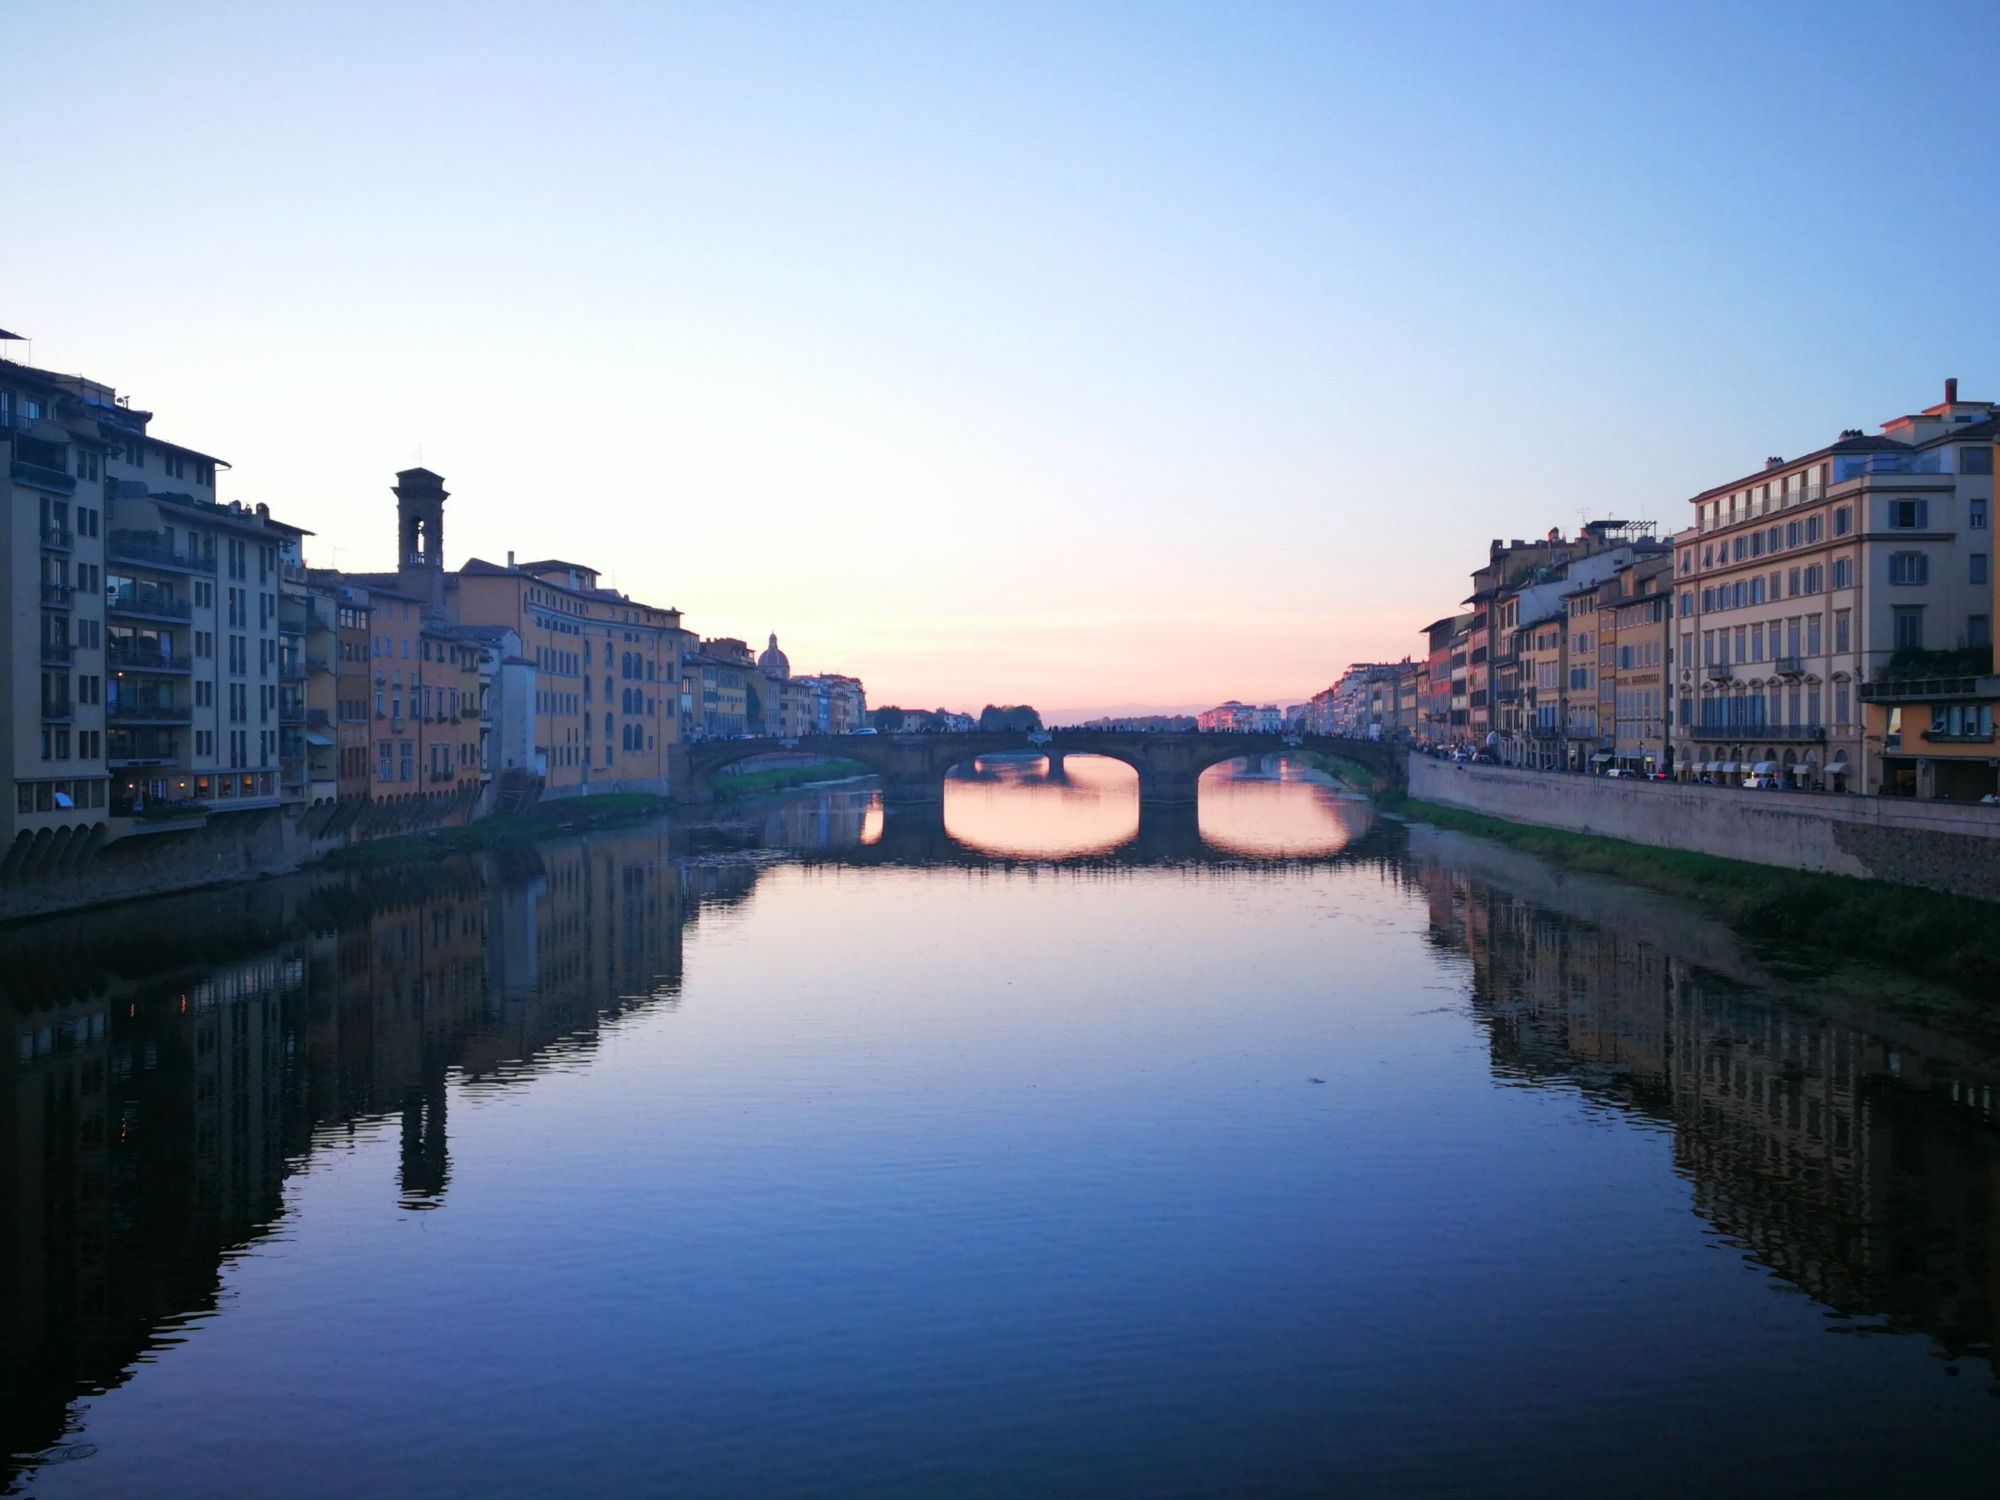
[{"xmin": 880, "ymin": 771, "xmax": 945, "ymax": 807}]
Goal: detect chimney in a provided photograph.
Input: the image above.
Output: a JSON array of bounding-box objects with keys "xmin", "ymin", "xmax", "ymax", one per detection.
[
  {"xmin": 1946, "ymin": 376, "xmax": 1959, "ymax": 404},
  {"xmin": 507, "ymin": 550, "xmax": 515, "ymax": 568},
  {"xmin": 1765, "ymin": 456, "xmax": 1784, "ymax": 469}
]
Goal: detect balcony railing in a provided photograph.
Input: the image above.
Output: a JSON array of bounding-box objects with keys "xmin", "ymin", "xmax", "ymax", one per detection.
[
  {"xmin": 1922, "ymin": 728, "xmax": 1997, "ymax": 744},
  {"xmin": 40, "ymin": 640, "xmax": 74, "ymax": 665},
  {"xmin": 40, "ymin": 524, "xmax": 72, "ymax": 551},
  {"xmin": 1690, "ymin": 724, "xmax": 1826, "ymax": 742},
  {"xmin": 11, "ymin": 459, "xmax": 76, "ymax": 494},
  {"xmin": 108, "ymin": 647, "xmax": 193, "ymax": 674},
  {"xmin": 429, "ymin": 768, "xmax": 456, "ymax": 783},
  {"xmin": 1772, "ymin": 656, "xmax": 1805, "ymax": 678},
  {"xmin": 306, "ymin": 708, "xmax": 331, "ymax": 727},
  {"xmin": 41, "ymin": 583, "xmax": 74, "ymax": 608},
  {"xmin": 108, "ymin": 591, "xmax": 191, "ymax": 622},
  {"xmin": 107, "ymin": 531, "xmax": 216, "ymax": 574},
  {"xmin": 1704, "ymin": 662, "xmax": 1734, "ymax": 683},
  {"xmin": 1530, "ymin": 725, "xmax": 1565, "ymax": 740},
  {"xmin": 107, "ymin": 702, "xmax": 192, "ymax": 725},
  {"xmin": 40, "ymin": 699, "xmax": 73, "ymax": 722},
  {"xmin": 1859, "ymin": 675, "xmax": 1989, "ymax": 703},
  {"xmin": 279, "ymin": 660, "xmax": 307, "ymax": 681}
]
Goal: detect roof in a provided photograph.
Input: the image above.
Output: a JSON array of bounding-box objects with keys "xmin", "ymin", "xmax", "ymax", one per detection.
[
  {"xmin": 1685, "ymin": 433, "xmax": 1905, "ymax": 505},
  {"xmin": 515, "ymin": 558, "xmax": 597, "ymax": 576}
]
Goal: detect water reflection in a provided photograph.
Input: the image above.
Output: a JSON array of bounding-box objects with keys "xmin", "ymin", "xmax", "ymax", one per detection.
[
  {"xmin": 1, "ymin": 830, "xmax": 757, "ymax": 1485},
  {"xmin": 943, "ymin": 753, "xmax": 1138, "ymax": 856},
  {"xmin": 6, "ymin": 774, "xmax": 2000, "ymax": 1494},
  {"xmin": 937, "ymin": 752, "xmax": 1370, "ymax": 862},
  {"xmin": 1406, "ymin": 823, "xmax": 2000, "ymax": 1369}
]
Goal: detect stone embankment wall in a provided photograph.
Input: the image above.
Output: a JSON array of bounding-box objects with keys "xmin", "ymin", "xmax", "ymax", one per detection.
[
  {"xmin": 1407, "ymin": 754, "xmax": 2000, "ymax": 902},
  {"xmin": 0, "ymin": 788, "xmax": 482, "ymax": 924}
]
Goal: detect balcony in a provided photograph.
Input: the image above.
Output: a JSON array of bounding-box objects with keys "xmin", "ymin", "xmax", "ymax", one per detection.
[
  {"xmin": 1859, "ymin": 675, "xmax": 1991, "ymax": 704},
  {"xmin": 108, "ymin": 590, "xmax": 191, "ymax": 623},
  {"xmin": 40, "ymin": 524, "xmax": 72, "ymax": 551},
  {"xmin": 1704, "ymin": 662, "xmax": 1734, "ymax": 683},
  {"xmin": 1923, "ymin": 728, "xmax": 1997, "ymax": 744},
  {"xmin": 107, "ymin": 701, "xmax": 192, "ymax": 725},
  {"xmin": 1689, "ymin": 724, "xmax": 1826, "ymax": 742},
  {"xmin": 40, "ymin": 699, "xmax": 73, "ymax": 723},
  {"xmin": 41, "ymin": 583, "xmax": 74, "ymax": 608},
  {"xmin": 40, "ymin": 640, "xmax": 74, "ymax": 666},
  {"xmin": 306, "ymin": 655, "xmax": 330, "ymax": 674},
  {"xmin": 1772, "ymin": 656, "xmax": 1805, "ymax": 679},
  {"xmin": 11, "ymin": 459, "xmax": 76, "ymax": 494},
  {"xmin": 280, "ymin": 702, "xmax": 305, "ymax": 725},
  {"xmin": 108, "ymin": 646, "xmax": 193, "ymax": 674},
  {"xmin": 107, "ymin": 530, "xmax": 215, "ymax": 574},
  {"xmin": 1530, "ymin": 725, "xmax": 1565, "ymax": 740},
  {"xmin": 279, "ymin": 660, "xmax": 307, "ymax": 682},
  {"xmin": 306, "ymin": 707, "xmax": 332, "ymax": 728},
  {"xmin": 429, "ymin": 768, "xmax": 457, "ymax": 783}
]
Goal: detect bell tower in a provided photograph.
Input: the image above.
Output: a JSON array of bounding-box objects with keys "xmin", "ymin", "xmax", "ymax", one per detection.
[{"xmin": 393, "ymin": 467, "xmax": 448, "ymax": 614}]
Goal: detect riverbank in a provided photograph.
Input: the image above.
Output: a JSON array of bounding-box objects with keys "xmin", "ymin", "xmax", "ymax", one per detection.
[
  {"xmin": 1296, "ymin": 749, "xmax": 1392, "ymax": 795},
  {"xmin": 1406, "ymin": 753, "xmax": 2000, "ymax": 900},
  {"xmin": 319, "ymin": 793, "xmax": 675, "ymax": 870},
  {"xmin": 1393, "ymin": 794, "xmax": 2000, "ymax": 997},
  {"xmin": 711, "ymin": 758, "xmax": 870, "ymax": 798}
]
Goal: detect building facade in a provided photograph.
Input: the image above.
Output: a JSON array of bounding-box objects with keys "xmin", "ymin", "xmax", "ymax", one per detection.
[{"xmin": 1671, "ymin": 383, "xmax": 1996, "ymax": 791}]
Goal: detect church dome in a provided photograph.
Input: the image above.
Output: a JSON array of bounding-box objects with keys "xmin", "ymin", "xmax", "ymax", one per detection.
[{"xmin": 759, "ymin": 632, "xmax": 790, "ymax": 679}]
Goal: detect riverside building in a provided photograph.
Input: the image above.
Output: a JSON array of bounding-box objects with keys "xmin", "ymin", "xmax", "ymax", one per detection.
[
  {"xmin": 3, "ymin": 344, "xmax": 306, "ymax": 859},
  {"xmin": 1671, "ymin": 381, "xmax": 1997, "ymax": 792}
]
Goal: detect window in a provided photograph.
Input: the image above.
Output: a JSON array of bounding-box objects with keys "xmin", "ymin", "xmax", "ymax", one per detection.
[
  {"xmin": 1893, "ymin": 606, "xmax": 1924, "ymax": 650},
  {"xmin": 1962, "ymin": 446, "xmax": 1994, "ymax": 475},
  {"xmin": 1971, "ymin": 616, "xmax": 1993, "ymax": 649},
  {"xmin": 1889, "ymin": 498, "xmax": 1928, "ymax": 529},
  {"xmin": 1832, "ymin": 557, "xmax": 1852, "ymax": 590},
  {"xmin": 1973, "ymin": 497, "xmax": 1988, "ymax": 531},
  {"xmin": 1888, "ymin": 551, "xmax": 1929, "ymax": 586},
  {"xmin": 1973, "ymin": 553, "xmax": 1989, "ymax": 586}
]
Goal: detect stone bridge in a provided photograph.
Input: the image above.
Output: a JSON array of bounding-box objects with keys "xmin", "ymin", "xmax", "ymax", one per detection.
[{"xmin": 674, "ymin": 731, "xmax": 1403, "ymax": 807}]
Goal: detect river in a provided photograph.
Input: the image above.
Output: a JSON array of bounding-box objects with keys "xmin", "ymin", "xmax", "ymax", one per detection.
[{"xmin": 4, "ymin": 754, "xmax": 1998, "ymax": 1496}]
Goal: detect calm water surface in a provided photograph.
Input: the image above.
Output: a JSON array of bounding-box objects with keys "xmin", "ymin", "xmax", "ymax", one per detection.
[{"xmin": 5, "ymin": 755, "xmax": 1999, "ymax": 1496}]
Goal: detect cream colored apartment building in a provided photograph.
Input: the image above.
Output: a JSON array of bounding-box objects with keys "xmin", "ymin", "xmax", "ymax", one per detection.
[
  {"xmin": 1671, "ymin": 381, "xmax": 1995, "ymax": 790},
  {"xmin": 4, "ymin": 349, "xmax": 303, "ymax": 856}
]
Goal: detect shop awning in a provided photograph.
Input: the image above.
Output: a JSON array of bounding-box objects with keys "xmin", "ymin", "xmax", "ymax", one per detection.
[
  {"xmin": 304, "ymin": 731, "xmax": 336, "ymax": 747},
  {"xmin": 1826, "ymin": 756, "xmax": 1850, "ymax": 774},
  {"xmin": 1753, "ymin": 760, "xmax": 1778, "ymax": 773},
  {"xmin": 1590, "ymin": 752, "xmax": 1613, "ymax": 763},
  {"xmin": 1719, "ymin": 761, "xmax": 1740, "ymax": 773}
]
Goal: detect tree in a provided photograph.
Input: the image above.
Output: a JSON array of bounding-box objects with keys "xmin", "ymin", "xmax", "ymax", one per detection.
[
  {"xmin": 872, "ymin": 706, "xmax": 907, "ymax": 732},
  {"xmin": 977, "ymin": 704, "xmax": 1043, "ymax": 732}
]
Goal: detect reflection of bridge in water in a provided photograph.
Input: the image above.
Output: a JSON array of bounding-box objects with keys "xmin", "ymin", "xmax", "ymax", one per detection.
[{"xmin": 808, "ymin": 789, "xmax": 1387, "ymax": 870}]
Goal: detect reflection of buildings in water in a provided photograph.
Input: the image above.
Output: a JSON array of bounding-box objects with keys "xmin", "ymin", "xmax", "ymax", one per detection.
[
  {"xmin": 1412, "ymin": 852, "xmax": 2000, "ymax": 1368},
  {"xmin": 0, "ymin": 825, "xmax": 751, "ymax": 1476}
]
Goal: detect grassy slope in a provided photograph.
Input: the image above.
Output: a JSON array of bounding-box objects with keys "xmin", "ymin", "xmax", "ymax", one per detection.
[
  {"xmin": 1392, "ymin": 794, "xmax": 2000, "ymax": 996},
  {"xmin": 320, "ymin": 793, "xmax": 673, "ymax": 869},
  {"xmin": 711, "ymin": 759, "xmax": 870, "ymax": 797}
]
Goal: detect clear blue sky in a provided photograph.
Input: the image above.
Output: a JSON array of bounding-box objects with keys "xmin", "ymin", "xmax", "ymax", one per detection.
[{"xmin": 8, "ymin": 1, "xmax": 1998, "ymax": 715}]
